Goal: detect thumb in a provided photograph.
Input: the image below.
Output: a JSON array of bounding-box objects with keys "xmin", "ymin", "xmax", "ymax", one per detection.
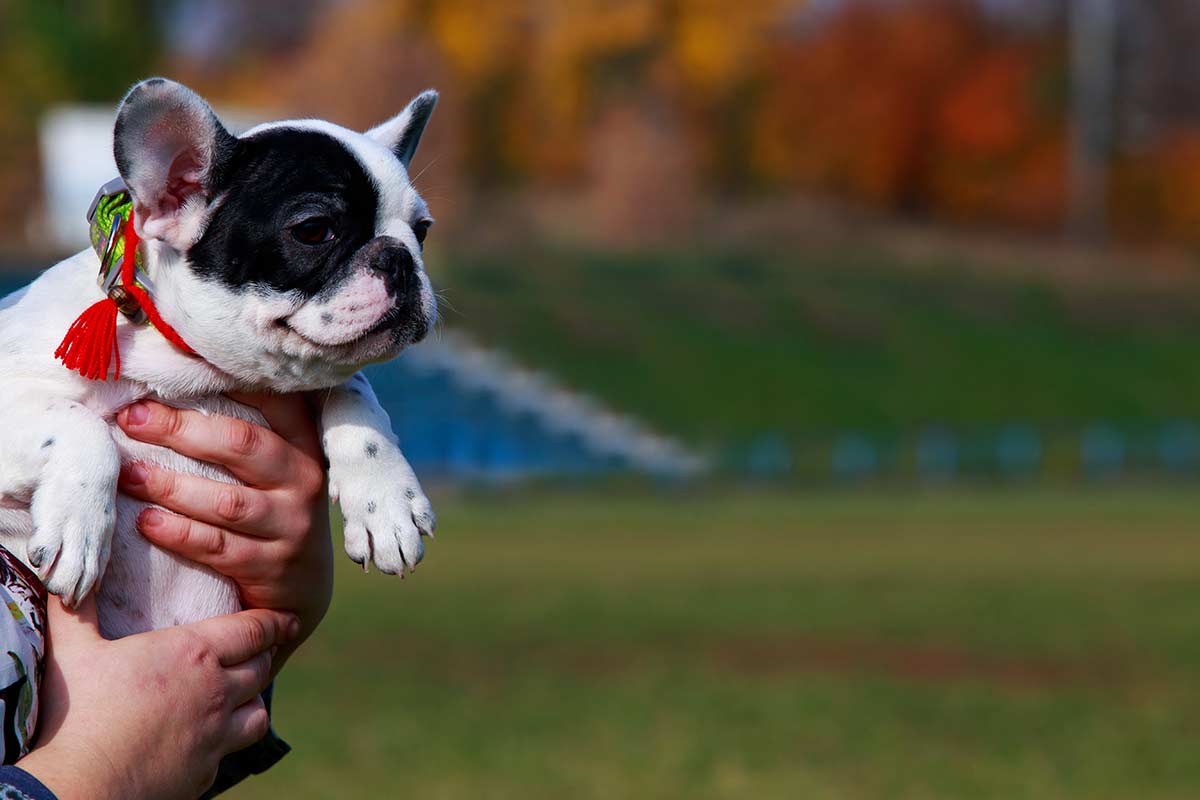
[
  {"xmin": 186, "ymin": 608, "xmax": 300, "ymax": 667},
  {"xmin": 35, "ymin": 596, "xmax": 104, "ymax": 745},
  {"xmin": 46, "ymin": 594, "xmax": 104, "ymax": 651}
]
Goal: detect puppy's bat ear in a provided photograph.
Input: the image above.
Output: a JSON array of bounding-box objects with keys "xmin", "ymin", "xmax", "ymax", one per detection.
[
  {"xmin": 366, "ymin": 90, "xmax": 438, "ymax": 169},
  {"xmin": 113, "ymin": 77, "xmax": 238, "ymax": 250}
]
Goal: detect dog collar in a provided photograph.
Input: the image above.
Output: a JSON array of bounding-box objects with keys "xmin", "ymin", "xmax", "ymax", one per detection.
[
  {"xmin": 55, "ymin": 178, "xmax": 196, "ymax": 380},
  {"xmin": 87, "ymin": 178, "xmax": 153, "ymax": 322}
]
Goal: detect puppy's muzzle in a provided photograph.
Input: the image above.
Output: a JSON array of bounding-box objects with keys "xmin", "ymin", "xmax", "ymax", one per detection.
[{"xmin": 362, "ymin": 237, "xmax": 417, "ymax": 300}]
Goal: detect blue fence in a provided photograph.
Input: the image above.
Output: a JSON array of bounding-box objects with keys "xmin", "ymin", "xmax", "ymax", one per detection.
[{"xmin": 732, "ymin": 422, "xmax": 1200, "ymax": 483}]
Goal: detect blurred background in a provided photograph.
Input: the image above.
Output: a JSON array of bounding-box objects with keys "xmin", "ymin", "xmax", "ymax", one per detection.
[{"xmin": 4, "ymin": 1, "xmax": 1200, "ymax": 797}]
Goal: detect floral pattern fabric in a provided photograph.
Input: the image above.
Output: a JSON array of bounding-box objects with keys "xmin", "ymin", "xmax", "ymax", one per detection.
[{"xmin": 0, "ymin": 549, "xmax": 45, "ymax": 766}]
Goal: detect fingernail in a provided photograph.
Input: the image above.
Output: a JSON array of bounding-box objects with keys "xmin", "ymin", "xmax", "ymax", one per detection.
[
  {"xmin": 138, "ymin": 508, "xmax": 161, "ymax": 530},
  {"xmin": 124, "ymin": 463, "xmax": 149, "ymax": 486},
  {"xmin": 286, "ymin": 616, "xmax": 301, "ymax": 640},
  {"xmin": 123, "ymin": 402, "xmax": 149, "ymax": 426},
  {"xmin": 270, "ymin": 645, "xmax": 279, "ymax": 659}
]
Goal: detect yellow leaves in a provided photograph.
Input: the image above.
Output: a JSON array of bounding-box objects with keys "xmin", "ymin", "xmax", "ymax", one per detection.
[
  {"xmin": 427, "ymin": 2, "xmax": 527, "ymax": 82},
  {"xmin": 672, "ymin": 0, "xmax": 797, "ymax": 96}
]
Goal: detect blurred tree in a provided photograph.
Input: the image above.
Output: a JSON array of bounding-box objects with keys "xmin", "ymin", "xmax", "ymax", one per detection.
[
  {"xmin": 0, "ymin": 1, "xmax": 160, "ymax": 247},
  {"xmin": 10, "ymin": 0, "xmax": 1200, "ymax": 249},
  {"xmin": 1067, "ymin": 0, "xmax": 1117, "ymax": 240}
]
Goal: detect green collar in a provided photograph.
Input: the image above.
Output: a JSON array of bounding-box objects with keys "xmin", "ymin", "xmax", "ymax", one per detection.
[
  {"xmin": 87, "ymin": 177, "xmax": 154, "ymax": 324},
  {"xmin": 55, "ymin": 178, "xmax": 198, "ymax": 380}
]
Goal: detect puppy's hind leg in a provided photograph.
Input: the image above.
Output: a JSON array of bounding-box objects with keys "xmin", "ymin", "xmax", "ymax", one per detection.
[{"xmin": 0, "ymin": 397, "xmax": 119, "ymax": 606}]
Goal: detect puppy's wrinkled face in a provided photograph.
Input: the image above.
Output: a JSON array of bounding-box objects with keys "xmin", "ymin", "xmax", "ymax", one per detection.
[
  {"xmin": 189, "ymin": 122, "xmax": 437, "ymax": 367},
  {"xmin": 112, "ymin": 78, "xmax": 439, "ymax": 388}
]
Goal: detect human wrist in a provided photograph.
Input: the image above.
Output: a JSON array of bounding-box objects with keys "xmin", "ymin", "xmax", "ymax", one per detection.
[{"xmin": 18, "ymin": 738, "xmax": 128, "ymax": 800}]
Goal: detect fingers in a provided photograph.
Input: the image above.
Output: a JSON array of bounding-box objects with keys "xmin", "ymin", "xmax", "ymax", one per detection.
[
  {"xmin": 225, "ymin": 695, "xmax": 271, "ymax": 753},
  {"xmin": 116, "ymin": 401, "xmax": 304, "ymax": 490},
  {"xmin": 186, "ymin": 608, "xmax": 299, "ymax": 667},
  {"xmin": 136, "ymin": 507, "xmax": 268, "ymax": 572},
  {"xmin": 223, "ymin": 651, "xmax": 274, "ymax": 707},
  {"xmin": 120, "ymin": 463, "xmax": 276, "ymax": 535}
]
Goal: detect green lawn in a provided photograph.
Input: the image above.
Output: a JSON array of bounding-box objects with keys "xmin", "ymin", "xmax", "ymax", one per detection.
[
  {"xmin": 234, "ymin": 486, "xmax": 1200, "ymax": 799},
  {"xmin": 430, "ymin": 247, "xmax": 1200, "ymax": 444}
]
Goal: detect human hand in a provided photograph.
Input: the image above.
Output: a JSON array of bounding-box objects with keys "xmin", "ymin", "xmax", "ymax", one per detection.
[
  {"xmin": 116, "ymin": 393, "xmax": 333, "ymax": 670},
  {"xmin": 18, "ymin": 598, "xmax": 298, "ymax": 800}
]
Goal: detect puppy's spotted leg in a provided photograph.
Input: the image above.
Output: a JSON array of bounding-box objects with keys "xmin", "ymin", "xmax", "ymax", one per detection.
[
  {"xmin": 321, "ymin": 373, "xmax": 435, "ymax": 575},
  {"xmin": 0, "ymin": 396, "xmax": 119, "ymax": 606}
]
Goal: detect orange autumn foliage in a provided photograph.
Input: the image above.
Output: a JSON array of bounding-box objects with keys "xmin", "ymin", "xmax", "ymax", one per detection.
[
  {"xmin": 930, "ymin": 45, "xmax": 1067, "ymax": 227},
  {"xmin": 753, "ymin": 0, "xmax": 1068, "ymax": 227},
  {"xmin": 1112, "ymin": 132, "xmax": 1200, "ymax": 244},
  {"xmin": 155, "ymin": 0, "xmax": 1200, "ymax": 244}
]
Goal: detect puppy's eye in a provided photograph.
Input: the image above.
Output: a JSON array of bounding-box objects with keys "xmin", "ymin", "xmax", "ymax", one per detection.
[
  {"xmin": 291, "ymin": 217, "xmax": 336, "ymax": 245},
  {"xmin": 412, "ymin": 218, "xmax": 433, "ymax": 248}
]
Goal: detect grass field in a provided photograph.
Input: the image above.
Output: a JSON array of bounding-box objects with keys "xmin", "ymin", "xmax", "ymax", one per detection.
[
  {"xmin": 233, "ymin": 486, "xmax": 1200, "ymax": 799},
  {"xmin": 435, "ymin": 247, "xmax": 1200, "ymax": 444}
]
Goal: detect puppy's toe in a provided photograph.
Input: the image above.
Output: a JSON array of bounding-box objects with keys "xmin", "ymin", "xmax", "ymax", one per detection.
[
  {"xmin": 26, "ymin": 533, "xmax": 62, "ymax": 584},
  {"xmin": 394, "ymin": 518, "xmax": 424, "ymax": 572},
  {"xmin": 343, "ymin": 520, "xmax": 372, "ymax": 572},
  {"xmin": 367, "ymin": 521, "xmax": 407, "ymax": 576},
  {"xmin": 410, "ymin": 494, "xmax": 436, "ymax": 538},
  {"xmin": 41, "ymin": 531, "xmax": 107, "ymax": 607}
]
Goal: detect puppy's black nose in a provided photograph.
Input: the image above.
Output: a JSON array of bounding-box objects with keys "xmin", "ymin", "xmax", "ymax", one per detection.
[{"xmin": 364, "ymin": 238, "xmax": 416, "ymax": 297}]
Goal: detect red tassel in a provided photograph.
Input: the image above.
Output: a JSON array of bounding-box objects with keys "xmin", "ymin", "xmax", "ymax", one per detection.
[
  {"xmin": 55, "ymin": 210, "xmax": 196, "ymax": 381},
  {"xmin": 54, "ymin": 297, "xmax": 121, "ymax": 380}
]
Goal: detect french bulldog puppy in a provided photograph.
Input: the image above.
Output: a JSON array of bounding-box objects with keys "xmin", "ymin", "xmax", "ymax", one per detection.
[{"xmin": 0, "ymin": 78, "xmax": 438, "ymax": 638}]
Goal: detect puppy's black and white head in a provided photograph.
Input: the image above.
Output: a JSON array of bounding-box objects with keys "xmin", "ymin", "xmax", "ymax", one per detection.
[{"xmin": 113, "ymin": 77, "xmax": 439, "ymax": 389}]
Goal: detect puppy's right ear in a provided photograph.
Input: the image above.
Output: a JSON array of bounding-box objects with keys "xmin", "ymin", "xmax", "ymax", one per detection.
[
  {"xmin": 113, "ymin": 78, "xmax": 238, "ymax": 250},
  {"xmin": 366, "ymin": 90, "xmax": 437, "ymax": 170}
]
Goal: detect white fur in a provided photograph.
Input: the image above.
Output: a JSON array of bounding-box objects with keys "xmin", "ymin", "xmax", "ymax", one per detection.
[
  {"xmin": 325, "ymin": 373, "xmax": 435, "ymax": 574},
  {"xmin": 0, "ymin": 98, "xmax": 438, "ymax": 635}
]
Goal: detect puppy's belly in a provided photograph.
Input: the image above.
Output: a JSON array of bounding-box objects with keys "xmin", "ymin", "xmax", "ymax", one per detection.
[
  {"xmin": 99, "ymin": 394, "xmax": 265, "ymax": 638},
  {"xmin": 99, "ymin": 499, "xmax": 239, "ymax": 638}
]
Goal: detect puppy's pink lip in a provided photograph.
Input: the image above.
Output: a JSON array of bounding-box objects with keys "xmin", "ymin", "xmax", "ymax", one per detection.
[
  {"xmin": 277, "ymin": 317, "xmax": 346, "ymax": 348},
  {"xmin": 277, "ymin": 315, "xmax": 392, "ymax": 351}
]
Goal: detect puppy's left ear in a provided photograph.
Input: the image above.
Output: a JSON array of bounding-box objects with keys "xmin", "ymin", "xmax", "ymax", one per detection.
[
  {"xmin": 113, "ymin": 77, "xmax": 238, "ymax": 250},
  {"xmin": 366, "ymin": 90, "xmax": 438, "ymax": 169}
]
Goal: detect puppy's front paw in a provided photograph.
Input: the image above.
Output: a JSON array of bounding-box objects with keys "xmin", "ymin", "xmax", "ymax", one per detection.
[
  {"xmin": 28, "ymin": 472, "xmax": 117, "ymax": 606},
  {"xmin": 329, "ymin": 437, "xmax": 435, "ymax": 576}
]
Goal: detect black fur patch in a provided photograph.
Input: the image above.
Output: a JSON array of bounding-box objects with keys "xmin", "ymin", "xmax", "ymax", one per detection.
[{"xmin": 187, "ymin": 130, "xmax": 380, "ymax": 297}]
